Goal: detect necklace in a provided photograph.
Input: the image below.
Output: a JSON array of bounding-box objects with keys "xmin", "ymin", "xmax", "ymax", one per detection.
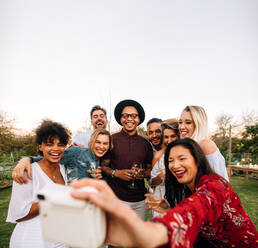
[{"xmin": 38, "ymin": 162, "xmax": 60, "ymax": 183}]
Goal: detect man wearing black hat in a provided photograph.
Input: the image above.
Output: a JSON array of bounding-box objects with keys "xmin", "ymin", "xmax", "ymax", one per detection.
[{"xmin": 102, "ymin": 99, "xmax": 153, "ymax": 220}]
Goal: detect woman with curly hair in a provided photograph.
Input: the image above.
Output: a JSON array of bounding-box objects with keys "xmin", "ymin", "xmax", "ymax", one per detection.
[{"xmin": 7, "ymin": 120, "xmax": 71, "ymax": 248}]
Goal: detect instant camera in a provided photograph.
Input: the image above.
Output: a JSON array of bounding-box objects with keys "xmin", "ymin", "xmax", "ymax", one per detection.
[{"xmin": 37, "ymin": 184, "xmax": 106, "ymax": 248}]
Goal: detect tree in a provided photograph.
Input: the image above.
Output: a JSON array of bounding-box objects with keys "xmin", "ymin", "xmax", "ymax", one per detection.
[
  {"xmin": 241, "ymin": 110, "xmax": 258, "ymax": 127},
  {"xmin": 214, "ymin": 113, "xmax": 235, "ymax": 139},
  {"xmin": 0, "ymin": 112, "xmax": 37, "ymax": 159},
  {"xmin": 0, "ymin": 112, "xmax": 15, "ymax": 156},
  {"xmin": 240, "ymin": 124, "xmax": 258, "ymax": 163},
  {"xmin": 137, "ymin": 126, "xmax": 148, "ymax": 139}
]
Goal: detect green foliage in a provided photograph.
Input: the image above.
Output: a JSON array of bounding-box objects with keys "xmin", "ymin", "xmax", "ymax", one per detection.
[
  {"xmin": 0, "ymin": 166, "xmax": 14, "ymax": 188},
  {"xmin": 137, "ymin": 126, "xmax": 148, "ymax": 139},
  {"xmin": 213, "ymin": 123, "xmax": 258, "ymax": 165},
  {"xmin": 230, "ymin": 176, "xmax": 258, "ymax": 228},
  {"xmin": 0, "ymin": 188, "xmax": 16, "ymax": 248},
  {"xmin": 241, "ymin": 124, "xmax": 258, "ymax": 163},
  {"xmin": 0, "ymin": 113, "xmax": 37, "ymax": 158}
]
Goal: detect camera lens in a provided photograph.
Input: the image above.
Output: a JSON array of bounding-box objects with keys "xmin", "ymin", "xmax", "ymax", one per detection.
[{"xmin": 37, "ymin": 194, "xmax": 45, "ymax": 200}]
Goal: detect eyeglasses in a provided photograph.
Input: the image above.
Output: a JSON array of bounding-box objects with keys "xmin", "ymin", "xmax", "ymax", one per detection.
[{"xmin": 121, "ymin": 113, "xmax": 139, "ymax": 119}]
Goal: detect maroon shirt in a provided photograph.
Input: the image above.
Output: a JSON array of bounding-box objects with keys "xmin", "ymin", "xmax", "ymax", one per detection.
[{"xmin": 107, "ymin": 129, "xmax": 153, "ymax": 202}]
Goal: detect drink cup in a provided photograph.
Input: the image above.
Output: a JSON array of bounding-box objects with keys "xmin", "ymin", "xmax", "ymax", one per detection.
[{"xmin": 146, "ymin": 194, "xmax": 161, "ymax": 209}]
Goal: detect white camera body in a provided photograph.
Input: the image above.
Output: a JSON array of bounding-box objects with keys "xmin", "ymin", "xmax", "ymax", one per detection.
[{"xmin": 37, "ymin": 184, "xmax": 106, "ymax": 248}]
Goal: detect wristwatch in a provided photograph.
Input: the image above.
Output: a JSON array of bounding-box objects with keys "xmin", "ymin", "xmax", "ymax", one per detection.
[{"xmin": 111, "ymin": 169, "xmax": 116, "ymax": 178}]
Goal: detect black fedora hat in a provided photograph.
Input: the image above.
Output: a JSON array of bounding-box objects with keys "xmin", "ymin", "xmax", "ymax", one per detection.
[{"xmin": 114, "ymin": 99, "xmax": 145, "ymax": 126}]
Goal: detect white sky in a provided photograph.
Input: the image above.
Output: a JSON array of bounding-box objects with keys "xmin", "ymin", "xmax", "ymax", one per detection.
[{"xmin": 0, "ymin": 0, "xmax": 257, "ymax": 135}]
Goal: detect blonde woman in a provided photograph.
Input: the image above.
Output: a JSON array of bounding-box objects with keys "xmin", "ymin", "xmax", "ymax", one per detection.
[
  {"xmin": 179, "ymin": 105, "xmax": 229, "ymax": 181},
  {"xmin": 12, "ymin": 129, "xmax": 112, "ymax": 183}
]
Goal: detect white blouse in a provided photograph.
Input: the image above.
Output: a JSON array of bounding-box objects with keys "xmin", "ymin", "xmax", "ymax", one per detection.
[
  {"xmin": 150, "ymin": 154, "xmax": 165, "ymax": 217},
  {"xmin": 206, "ymin": 149, "xmax": 229, "ymax": 181},
  {"xmin": 6, "ymin": 162, "xmax": 68, "ymax": 248}
]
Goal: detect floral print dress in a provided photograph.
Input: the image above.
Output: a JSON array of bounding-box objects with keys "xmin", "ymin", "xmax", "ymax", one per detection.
[{"xmin": 153, "ymin": 174, "xmax": 258, "ymax": 248}]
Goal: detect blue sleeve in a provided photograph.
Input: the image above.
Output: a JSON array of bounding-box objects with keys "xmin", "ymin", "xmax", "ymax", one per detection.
[
  {"xmin": 60, "ymin": 146, "xmax": 81, "ymax": 168},
  {"xmin": 30, "ymin": 156, "xmax": 42, "ymax": 163}
]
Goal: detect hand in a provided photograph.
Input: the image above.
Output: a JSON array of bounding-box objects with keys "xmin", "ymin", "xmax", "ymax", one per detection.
[
  {"xmin": 134, "ymin": 168, "xmax": 145, "ymax": 180},
  {"xmin": 70, "ymin": 142, "xmax": 85, "ymax": 149},
  {"xmin": 12, "ymin": 157, "xmax": 32, "ymax": 184},
  {"xmin": 87, "ymin": 166, "xmax": 103, "ymax": 179},
  {"xmin": 115, "ymin": 169, "xmax": 134, "ymax": 181},
  {"xmin": 159, "ymin": 172, "xmax": 165, "ymax": 182},
  {"xmin": 145, "ymin": 194, "xmax": 170, "ymax": 213},
  {"xmin": 70, "ymin": 179, "xmax": 168, "ymax": 247},
  {"xmin": 150, "ymin": 173, "xmax": 165, "ymax": 187},
  {"xmin": 156, "ymin": 172, "xmax": 165, "ymax": 184},
  {"xmin": 95, "ymin": 166, "xmax": 103, "ymax": 179},
  {"xmin": 71, "ymin": 178, "xmax": 139, "ymax": 246}
]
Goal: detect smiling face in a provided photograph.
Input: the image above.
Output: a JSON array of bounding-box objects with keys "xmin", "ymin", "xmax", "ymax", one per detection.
[
  {"xmin": 92, "ymin": 134, "xmax": 110, "ymax": 158},
  {"xmin": 39, "ymin": 137, "xmax": 66, "ymax": 165},
  {"xmin": 168, "ymin": 145, "xmax": 198, "ymax": 191},
  {"xmin": 91, "ymin": 110, "xmax": 108, "ymax": 130},
  {"xmin": 179, "ymin": 110, "xmax": 195, "ymax": 139},
  {"xmin": 120, "ymin": 106, "xmax": 140, "ymax": 135},
  {"xmin": 163, "ymin": 129, "xmax": 178, "ymax": 146},
  {"xmin": 147, "ymin": 122, "xmax": 162, "ymax": 148}
]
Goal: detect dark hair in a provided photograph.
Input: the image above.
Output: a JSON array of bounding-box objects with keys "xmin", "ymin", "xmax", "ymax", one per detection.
[
  {"xmin": 35, "ymin": 119, "xmax": 71, "ymax": 155},
  {"xmin": 90, "ymin": 105, "xmax": 107, "ymax": 119},
  {"xmin": 147, "ymin": 118, "xmax": 162, "ymax": 127},
  {"xmin": 164, "ymin": 138, "xmax": 215, "ymax": 207}
]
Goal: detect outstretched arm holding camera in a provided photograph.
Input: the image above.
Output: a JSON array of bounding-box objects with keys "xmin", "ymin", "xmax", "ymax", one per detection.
[{"xmin": 71, "ymin": 179, "xmax": 168, "ymax": 248}]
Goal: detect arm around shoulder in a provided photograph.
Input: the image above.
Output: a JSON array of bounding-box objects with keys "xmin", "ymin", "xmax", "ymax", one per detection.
[{"xmin": 12, "ymin": 157, "xmax": 33, "ymax": 183}]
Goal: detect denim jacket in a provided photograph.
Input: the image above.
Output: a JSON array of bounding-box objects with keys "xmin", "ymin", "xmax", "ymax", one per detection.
[
  {"xmin": 60, "ymin": 146, "xmax": 100, "ymax": 179},
  {"xmin": 31, "ymin": 147, "xmax": 100, "ymax": 180}
]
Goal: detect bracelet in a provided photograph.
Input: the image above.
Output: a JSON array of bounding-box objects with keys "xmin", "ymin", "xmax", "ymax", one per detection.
[{"xmin": 111, "ymin": 169, "xmax": 116, "ymax": 178}]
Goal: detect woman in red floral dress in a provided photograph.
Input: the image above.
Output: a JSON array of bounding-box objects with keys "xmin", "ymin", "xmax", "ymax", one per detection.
[{"xmin": 71, "ymin": 138, "xmax": 258, "ymax": 248}]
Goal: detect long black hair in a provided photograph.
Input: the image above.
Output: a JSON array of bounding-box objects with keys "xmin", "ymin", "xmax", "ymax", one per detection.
[{"xmin": 164, "ymin": 138, "xmax": 215, "ymax": 207}]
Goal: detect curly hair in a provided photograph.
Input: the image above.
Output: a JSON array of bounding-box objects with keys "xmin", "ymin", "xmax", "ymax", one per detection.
[{"xmin": 35, "ymin": 119, "xmax": 71, "ymax": 155}]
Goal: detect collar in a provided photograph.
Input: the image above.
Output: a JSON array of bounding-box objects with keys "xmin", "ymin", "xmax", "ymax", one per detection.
[
  {"xmin": 120, "ymin": 128, "xmax": 138, "ymax": 137},
  {"xmin": 86, "ymin": 148, "xmax": 99, "ymax": 162}
]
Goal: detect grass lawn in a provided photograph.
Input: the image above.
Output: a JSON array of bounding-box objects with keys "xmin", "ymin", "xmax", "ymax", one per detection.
[
  {"xmin": 0, "ymin": 187, "xmax": 15, "ymax": 248},
  {"xmin": 230, "ymin": 175, "xmax": 258, "ymax": 228},
  {"xmin": 0, "ymin": 176, "xmax": 257, "ymax": 248}
]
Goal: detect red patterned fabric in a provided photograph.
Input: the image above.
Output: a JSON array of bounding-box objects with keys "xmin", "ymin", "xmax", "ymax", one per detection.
[{"xmin": 153, "ymin": 174, "xmax": 258, "ymax": 248}]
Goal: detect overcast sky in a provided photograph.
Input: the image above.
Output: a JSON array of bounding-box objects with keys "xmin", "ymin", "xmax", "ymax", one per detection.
[{"xmin": 0, "ymin": 0, "xmax": 257, "ymax": 135}]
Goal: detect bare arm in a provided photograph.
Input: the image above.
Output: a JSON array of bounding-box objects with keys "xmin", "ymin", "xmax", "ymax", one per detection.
[
  {"xmin": 152, "ymin": 149, "xmax": 165, "ymax": 168},
  {"xmin": 150, "ymin": 173, "xmax": 165, "ymax": 187},
  {"xmin": 144, "ymin": 163, "xmax": 152, "ymax": 179},
  {"xmin": 198, "ymin": 139, "xmax": 217, "ymax": 155},
  {"xmin": 136, "ymin": 163, "xmax": 152, "ymax": 180},
  {"xmin": 16, "ymin": 202, "xmax": 39, "ymax": 222},
  {"xmin": 102, "ymin": 165, "xmax": 134, "ymax": 181},
  {"xmin": 12, "ymin": 157, "xmax": 32, "ymax": 184},
  {"xmin": 71, "ymin": 179, "xmax": 168, "ymax": 248}
]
